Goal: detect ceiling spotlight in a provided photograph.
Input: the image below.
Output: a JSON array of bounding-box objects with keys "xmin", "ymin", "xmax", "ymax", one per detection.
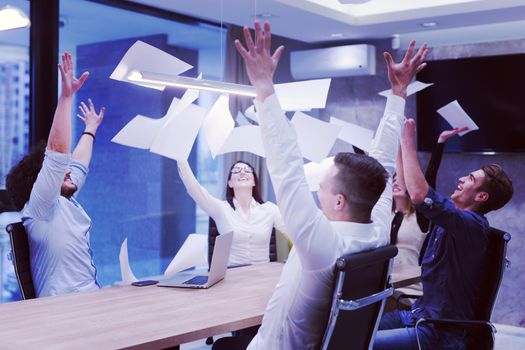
[
  {"xmin": 0, "ymin": 6, "xmax": 30, "ymax": 31},
  {"xmin": 337, "ymin": 0, "xmax": 372, "ymax": 4},
  {"xmin": 421, "ymin": 21, "xmax": 438, "ymax": 28}
]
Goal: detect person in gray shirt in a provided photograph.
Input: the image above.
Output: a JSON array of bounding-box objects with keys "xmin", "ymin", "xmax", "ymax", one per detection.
[{"xmin": 6, "ymin": 52, "xmax": 106, "ymax": 297}]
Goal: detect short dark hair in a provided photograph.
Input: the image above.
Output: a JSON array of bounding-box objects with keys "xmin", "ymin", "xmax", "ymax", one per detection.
[
  {"xmin": 6, "ymin": 141, "xmax": 47, "ymax": 211},
  {"xmin": 478, "ymin": 164, "xmax": 513, "ymax": 214},
  {"xmin": 225, "ymin": 160, "xmax": 264, "ymax": 209},
  {"xmin": 334, "ymin": 152, "xmax": 388, "ymax": 220}
]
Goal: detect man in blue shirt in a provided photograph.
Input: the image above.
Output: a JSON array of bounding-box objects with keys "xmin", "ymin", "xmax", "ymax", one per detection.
[
  {"xmin": 6, "ymin": 53, "xmax": 106, "ymax": 297},
  {"xmin": 374, "ymin": 119, "xmax": 513, "ymax": 349}
]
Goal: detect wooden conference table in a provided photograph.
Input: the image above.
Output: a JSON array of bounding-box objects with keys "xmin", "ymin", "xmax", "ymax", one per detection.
[{"xmin": 0, "ymin": 262, "xmax": 421, "ymax": 350}]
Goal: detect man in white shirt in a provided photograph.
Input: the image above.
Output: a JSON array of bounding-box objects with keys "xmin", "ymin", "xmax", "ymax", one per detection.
[{"xmin": 212, "ymin": 21, "xmax": 428, "ymax": 350}]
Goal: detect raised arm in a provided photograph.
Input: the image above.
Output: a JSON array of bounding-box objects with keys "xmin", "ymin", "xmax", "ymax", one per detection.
[
  {"xmin": 72, "ymin": 98, "xmax": 105, "ymax": 167},
  {"xmin": 47, "ymin": 52, "xmax": 89, "ymax": 153},
  {"xmin": 177, "ymin": 160, "xmax": 224, "ymax": 219},
  {"xmin": 400, "ymin": 119, "xmax": 428, "ymax": 204}
]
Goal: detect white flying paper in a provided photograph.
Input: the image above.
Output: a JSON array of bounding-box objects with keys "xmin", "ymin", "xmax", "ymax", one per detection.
[
  {"xmin": 291, "ymin": 111, "xmax": 341, "ymax": 163},
  {"xmin": 218, "ymin": 125, "xmax": 266, "ymax": 158},
  {"xmin": 202, "ymin": 95, "xmax": 235, "ymax": 158},
  {"xmin": 110, "ymin": 40, "xmax": 193, "ymax": 90},
  {"xmin": 112, "ymin": 88, "xmax": 206, "ymax": 161},
  {"xmin": 164, "ymin": 234, "xmax": 208, "ymax": 278},
  {"xmin": 304, "ymin": 157, "xmax": 335, "ymax": 192},
  {"xmin": 330, "ymin": 117, "xmax": 374, "ymax": 152},
  {"xmin": 437, "ymin": 100, "xmax": 479, "ymax": 136},
  {"xmin": 378, "ymin": 81, "xmax": 434, "ymax": 97},
  {"xmin": 275, "ymin": 78, "xmax": 331, "ymax": 111},
  {"xmin": 244, "ymin": 105, "xmax": 258, "ymax": 123},
  {"xmin": 119, "ymin": 238, "xmax": 138, "ymax": 284}
]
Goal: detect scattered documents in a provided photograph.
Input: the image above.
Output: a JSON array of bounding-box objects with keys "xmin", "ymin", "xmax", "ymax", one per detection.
[
  {"xmin": 119, "ymin": 238, "xmax": 138, "ymax": 284},
  {"xmin": 202, "ymin": 95, "xmax": 235, "ymax": 158},
  {"xmin": 275, "ymin": 78, "xmax": 331, "ymax": 111},
  {"xmin": 164, "ymin": 234, "xmax": 208, "ymax": 278},
  {"xmin": 437, "ymin": 100, "xmax": 479, "ymax": 136},
  {"xmin": 304, "ymin": 157, "xmax": 335, "ymax": 192},
  {"xmin": 110, "ymin": 40, "xmax": 193, "ymax": 90},
  {"xmin": 217, "ymin": 125, "xmax": 266, "ymax": 158},
  {"xmin": 291, "ymin": 111, "xmax": 341, "ymax": 162},
  {"xmin": 378, "ymin": 81, "xmax": 433, "ymax": 97},
  {"xmin": 330, "ymin": 117, "xmax": 374, "ymax": 152}
]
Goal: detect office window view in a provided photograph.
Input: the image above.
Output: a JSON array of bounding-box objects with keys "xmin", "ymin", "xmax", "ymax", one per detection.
[{"xmin": 0, "ymin": 0, "xmax": 226, "ymax": 302}]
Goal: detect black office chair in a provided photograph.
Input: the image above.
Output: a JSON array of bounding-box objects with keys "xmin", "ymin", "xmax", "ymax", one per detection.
[
  {"xmin": 320, "ymin": 245, "xmax": 398, "ymax": 350},
  {"xmin": 414, "ymin": 227, "xmax": 511, "ymax": 350},
  {"xmin": 6, "ymin": 222, "xmax": 36, "ymax": 300}
]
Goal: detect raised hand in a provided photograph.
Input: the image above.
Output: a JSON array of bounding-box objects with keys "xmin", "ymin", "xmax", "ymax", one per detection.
[
  {"xmin": 77, "ymin": 98, "xmax": 105, "ymax": 134},
  {"xmin": 383, "ymin": 40, "xmax": 429, "ymax": 98},
  {"xmin": 401, "ymin": 118, "xmax": 417, "ymax": 147},
  {"xmin": 58, "ymin": 52, "xmax": 89, "ymax": 98},
  {"xmin": 234, "ymin": 21, "xmax": 285, "ymax": 100},
  {"xmin": 438, "ymin": 126, "xmax": 469, "ymax": 143}
]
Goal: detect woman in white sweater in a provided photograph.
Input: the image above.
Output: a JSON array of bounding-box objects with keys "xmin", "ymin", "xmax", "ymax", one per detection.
[{"xmin": 178, "ymin": 160, "xmax": 286, "ymax": 266}]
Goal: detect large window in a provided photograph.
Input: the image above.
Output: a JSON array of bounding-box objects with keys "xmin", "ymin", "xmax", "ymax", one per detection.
[{"xmin": 57, "ymin": 0, "xmax": 226, "ymax": 286}]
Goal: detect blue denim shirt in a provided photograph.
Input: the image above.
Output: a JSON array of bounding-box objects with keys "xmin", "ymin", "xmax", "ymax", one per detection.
[{"xmin": 409, "ymin": 187, "xmax": 490, "ymax": 323}]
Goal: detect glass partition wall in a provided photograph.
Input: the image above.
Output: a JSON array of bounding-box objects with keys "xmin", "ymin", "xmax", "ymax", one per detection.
[{"xmin": 0, "ymin": 0, "xmax": 225, "ymax": 301}]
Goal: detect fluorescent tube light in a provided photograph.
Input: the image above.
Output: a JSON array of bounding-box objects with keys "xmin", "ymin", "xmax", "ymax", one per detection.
[
  {"xmin": 128, "ymin": 71, "xmax": 256, "ymax": 97},
  {"xmin": 0, "ymin": 6, "xmax": 30, "ymax": 32}
]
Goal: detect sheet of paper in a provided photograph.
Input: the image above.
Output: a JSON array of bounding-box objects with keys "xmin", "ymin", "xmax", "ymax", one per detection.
[
  {"xmin": 111, "ymin": 114, "xmax": 166, "ymax": 149},
  {"xmin": 244, "ymin": 105, "xmax": 258, "ymax": 123},
  {"xmin": 218, "ymin": 125, "xmax": 266, "ymax": 157},
  {"xmin": 378, "ymin": 81, "xmax": 434, "ymax": 97},
  {"xmin": 275, "ymin": 78, "xmax": 331, "ymax": 111},
  {"xmin": 110, "ymin": 40, "xmax": 193, "ymax": 90},
  {"xmin": 304, "ymin": 157, "xmax": 334, "ymax": 192},
  {"xmin": 437, "ymin": 100, "xmax": 479, "ymax": 136},
  {"xmin": 150, "ymin": 103, "xmax": 207, "ymax": 161},
  {"xmin": 330, "ymin": 117, "xmax": 374, "ymax": 152},
  {"xmin": 202, "ymin": 95, "xmax": 235, "ymax": 158},
  {"xmin": 164, "ymin": 233, "xmax": 208, "ymax": 278},
  {"xmin": 291, "ymin": 111, "xmax": 341, "ymax": 162},
  {"xmin": 119, "ymin": 238, "xmax": 138, "ymax": 284}
]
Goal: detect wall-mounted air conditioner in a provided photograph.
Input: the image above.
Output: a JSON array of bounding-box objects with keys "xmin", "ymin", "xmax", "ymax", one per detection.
[{"xmin": 290, "ymin": 44, "xmax": 376, "ymax": 80}]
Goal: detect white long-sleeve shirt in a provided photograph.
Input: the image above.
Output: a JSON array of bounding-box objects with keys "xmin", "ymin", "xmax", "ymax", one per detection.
[
  {"xmin": 247, "ymin": 94, "xmax": 405, "ymax": 350},
  {"xmin": 177, "ymin": 161, "xmax": 286, "ymax": 266}
]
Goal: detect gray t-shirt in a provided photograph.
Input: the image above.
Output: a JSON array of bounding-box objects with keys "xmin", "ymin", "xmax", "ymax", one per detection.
[{"xmin": 22, "ymin": 149, "xmax": 98, "ymax": 297}]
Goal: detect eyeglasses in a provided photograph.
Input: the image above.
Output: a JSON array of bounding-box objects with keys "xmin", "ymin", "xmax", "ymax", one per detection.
[{"xmin": 230, "ymin": 166, "xmax": 254, "ymax": 174}]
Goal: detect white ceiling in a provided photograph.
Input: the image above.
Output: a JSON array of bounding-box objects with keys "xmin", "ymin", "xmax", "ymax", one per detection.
[{"xmin": 128, "ymin": 0, "xmax": 525, "ymax": 47}]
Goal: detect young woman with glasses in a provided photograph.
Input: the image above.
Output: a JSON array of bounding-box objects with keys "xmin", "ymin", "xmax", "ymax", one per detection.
[{"xmin": 177, "ymin": 160, "xmax": 286, "ymax": 266}]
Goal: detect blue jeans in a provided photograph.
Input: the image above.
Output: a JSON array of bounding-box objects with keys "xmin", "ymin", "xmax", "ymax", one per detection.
[{"xmin": 373, "ymin": 310, "xmax": 466, "ymax": 350}]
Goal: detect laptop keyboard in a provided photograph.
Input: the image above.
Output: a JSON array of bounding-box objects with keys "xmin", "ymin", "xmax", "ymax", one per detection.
[{"xmin": 183, "ymin": 275, "xmax": 208, "ymax": 285}]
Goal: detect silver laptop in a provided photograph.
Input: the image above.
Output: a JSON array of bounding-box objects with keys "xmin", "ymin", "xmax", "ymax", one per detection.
[{"xmin": 157, "ymin": 232, "xmax": 233, "ymax": 289}]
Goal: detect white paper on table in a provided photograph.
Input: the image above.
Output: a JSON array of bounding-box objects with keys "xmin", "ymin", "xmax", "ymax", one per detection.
[
  {"xmin": 291, "ymin": 111, "xmax": 341, "ymax": 163},
  {"xmin": 378, "ymin": 81, "xmax": 434, "ymax": 97},
  {"xmin": 111, "ymin": 114, "xmax": 166, "ymax": 149},
  {"xmin": 244, "ymin": 105, "xmax": 258, "ymax": 123},
  {"xmin": 275, "ymin": 78, "xmax": 331, "ymax": 111},
  {"xmin": 304, "ymin": 157, "xmax": 334, "ymax": 192},
  {"xmin": 330, "ymin": 117, "xmax": 374, "ymax": 152},
  {"xmin": 202, "ymin": 95, "xmax": 235, "ymax": 158},
  {"xmin": 437, "ymin": 100, "xmax": 479, "ymax": 136},
  {"xmin": 164, "ymin": 234, "xmax": 208, "ymax": 278},
  {"xmin": 110, "ymin": 40, "xmax": 193, "ymax": 90},
  {"xmin": 235, "ymin": 111, "xmax": 251, "ymax": 126},
  {"xmin": 150, "ymin": 103, "xmax": 207, "ymax": 161},
  {"xmin": 218, "ymin": 125, "xmax": 266, "ymax": 157},
  {"xmin": 119, "ymin": 238, "xmax": 138, "ymax": 284}
]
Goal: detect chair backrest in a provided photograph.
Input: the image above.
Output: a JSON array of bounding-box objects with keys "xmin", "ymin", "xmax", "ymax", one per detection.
[
  {"xmin": 207, "ymin": 217, "xmax": 277, "ymax": 266},
  {"xmin": 6, "ymin": 222, "xmax": 36, "ymax": 300},
  {"xmin": 320, "ymin": 245, "xmax": 398, "ymax": 350}
]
